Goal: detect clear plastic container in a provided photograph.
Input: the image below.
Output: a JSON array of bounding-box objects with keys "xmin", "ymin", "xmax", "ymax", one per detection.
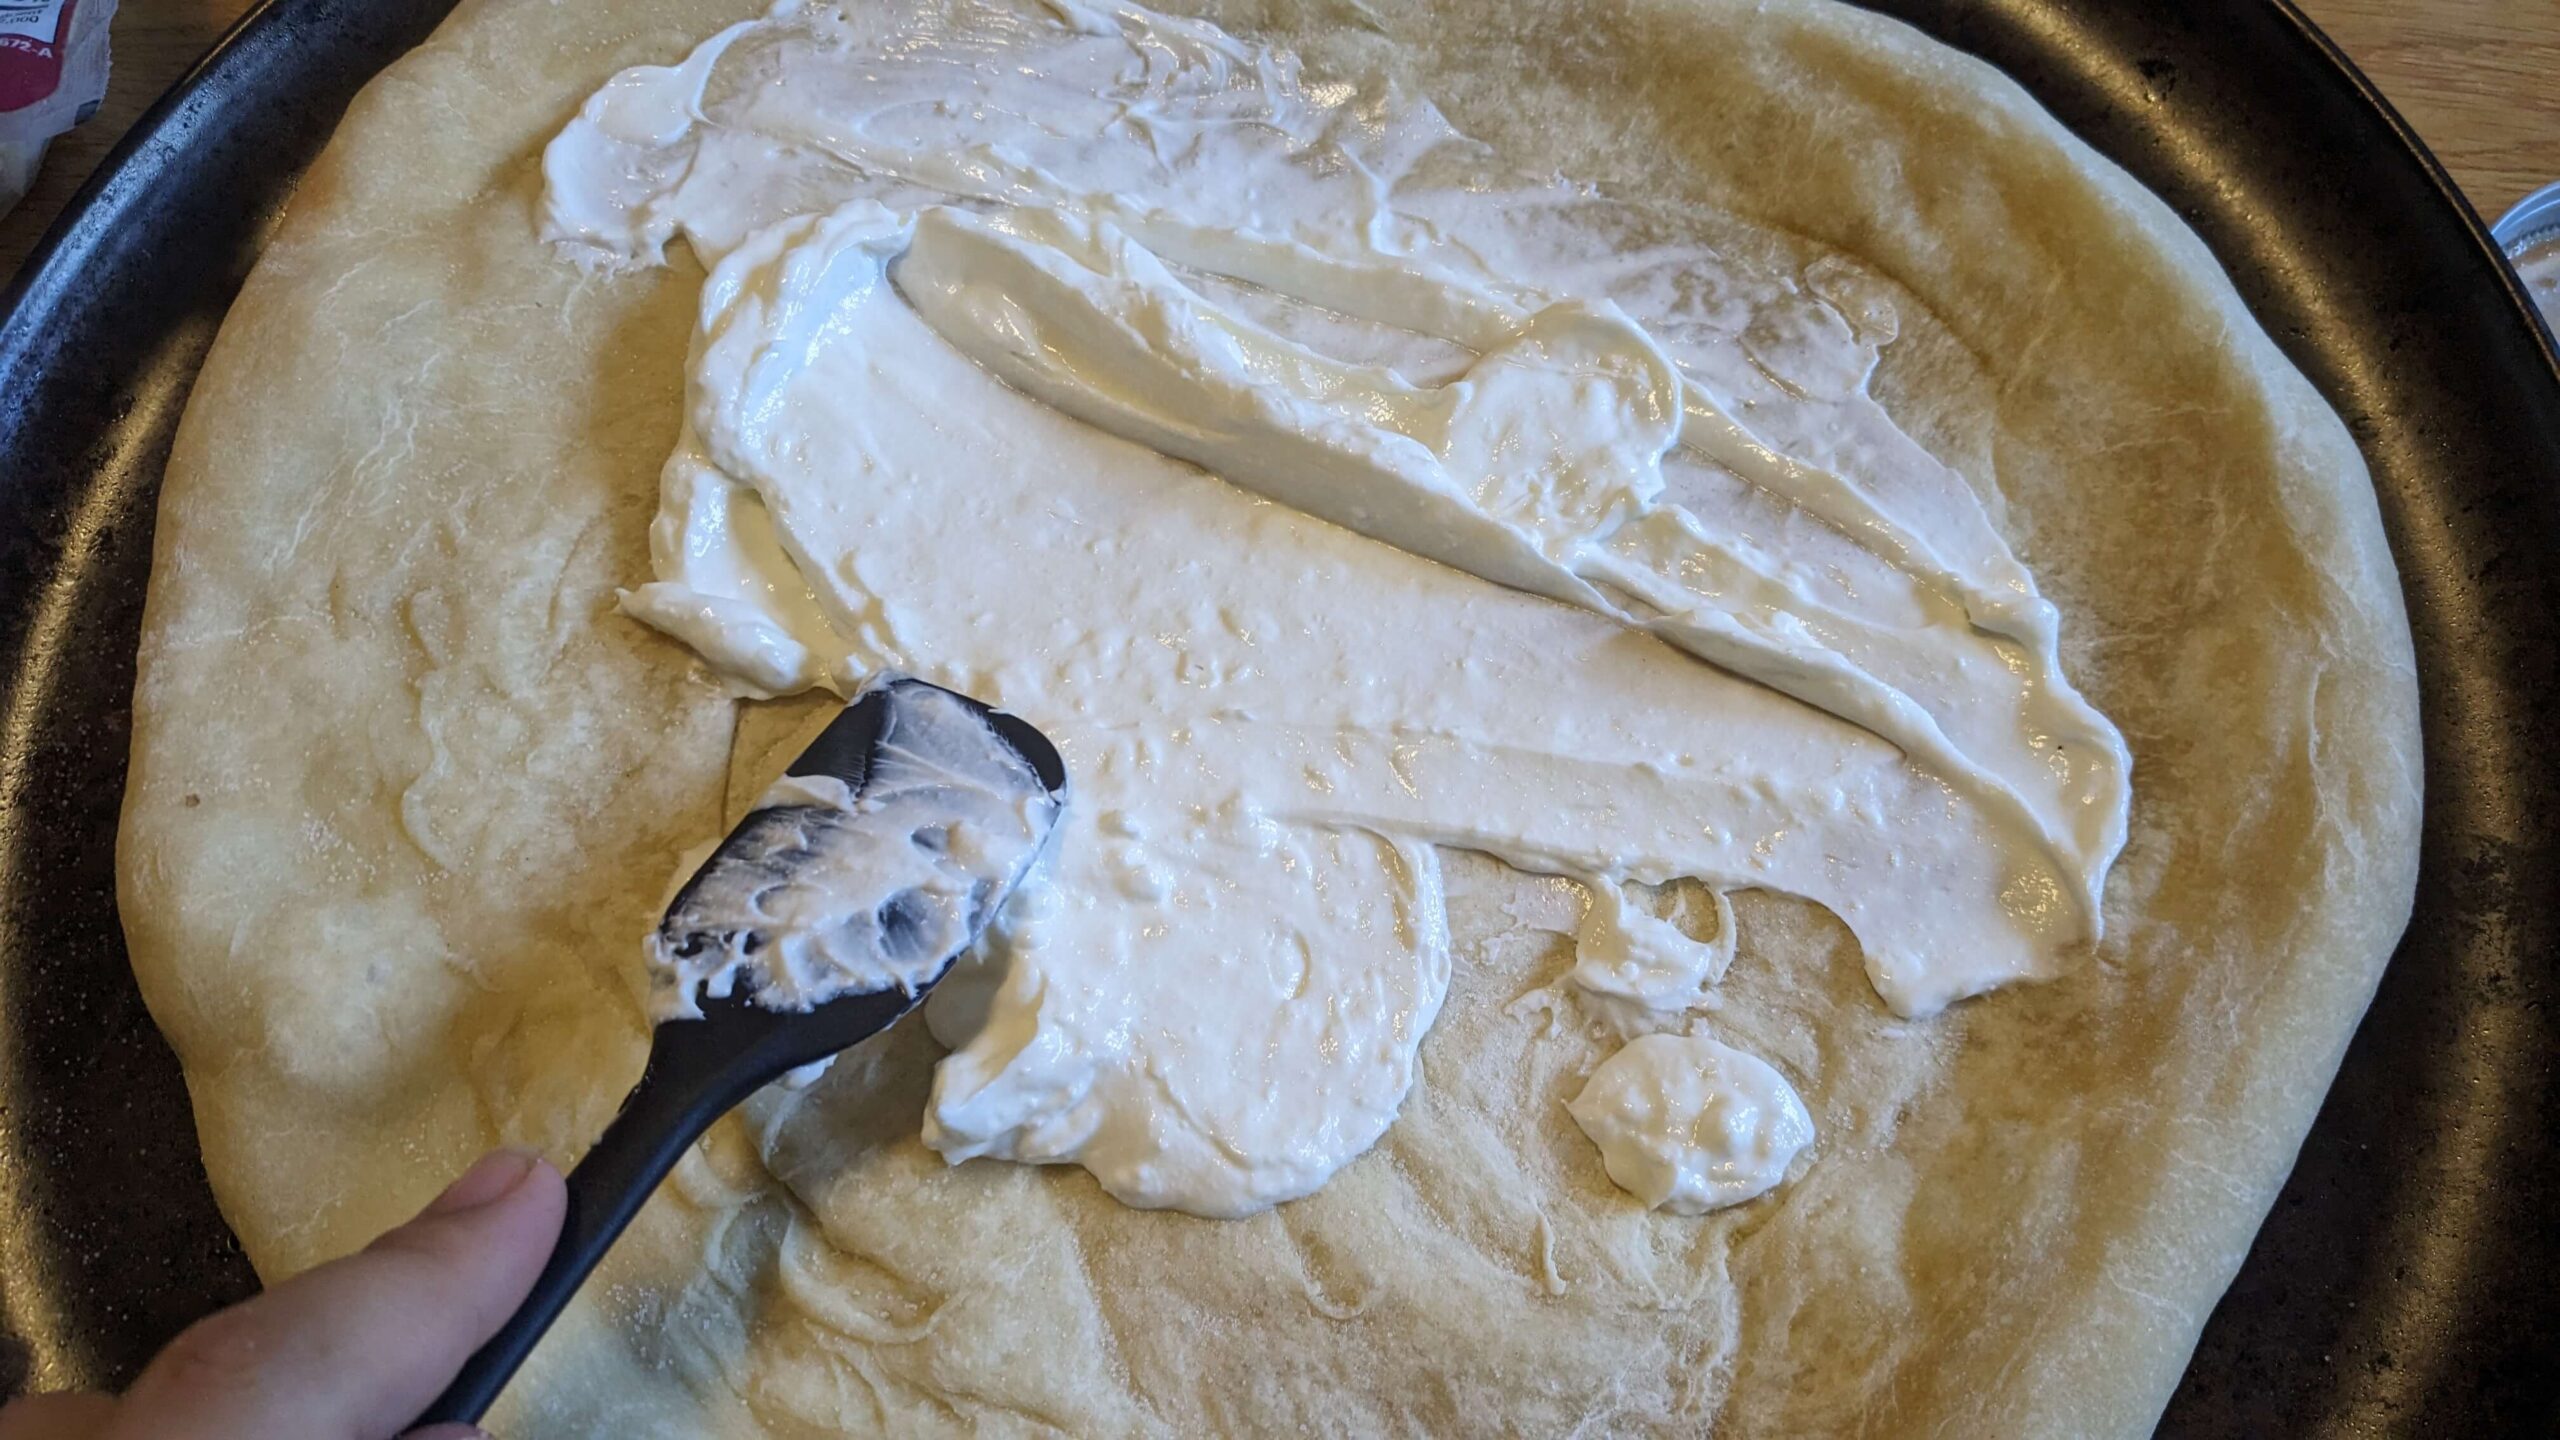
[{"xmin": 2494, "ymin": 181, "xmax": 2560, "ymax": 339}]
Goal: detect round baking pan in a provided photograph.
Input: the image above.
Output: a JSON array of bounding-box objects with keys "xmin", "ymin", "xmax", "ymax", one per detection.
[{"xmin": 3, "ymin": 0, "xmax": 2555, "ymax": 1429}]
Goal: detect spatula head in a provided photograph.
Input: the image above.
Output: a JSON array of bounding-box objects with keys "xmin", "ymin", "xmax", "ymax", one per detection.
[{"xmin": 649, "ymin": 676, "xmax": 1067, "ymax": 1086}]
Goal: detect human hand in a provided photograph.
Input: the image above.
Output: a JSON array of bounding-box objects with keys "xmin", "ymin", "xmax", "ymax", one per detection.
[{"xmin": 0, "ymin": 1148, "xmax": 567, "ymax": 1440}]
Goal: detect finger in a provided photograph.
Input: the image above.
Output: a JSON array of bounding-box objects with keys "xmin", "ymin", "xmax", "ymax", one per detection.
[
  {"xmin": 0, "ymin": 1392, "xmax": 117, "ymax": 1439},
  {"xmin": 105, "ymin": 1149, "xmax": 566, "ymax": 1440}
]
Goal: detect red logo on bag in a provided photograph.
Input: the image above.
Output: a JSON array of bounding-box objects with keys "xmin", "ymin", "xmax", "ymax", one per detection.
[{"xmin": 0, "ymin": 0, "xmax": 75, "ymax": 112}]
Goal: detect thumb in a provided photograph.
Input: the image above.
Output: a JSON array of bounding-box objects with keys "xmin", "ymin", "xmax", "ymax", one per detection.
[{"xmin": 106, "ymin": 1149, "xmax": 567, "ymax": 1440}]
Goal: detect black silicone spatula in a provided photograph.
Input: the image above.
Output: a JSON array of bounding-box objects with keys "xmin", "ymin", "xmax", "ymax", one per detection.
[{"xmin": 413, "ymin": 676, "xmax": 1066, "ymax": 1428}]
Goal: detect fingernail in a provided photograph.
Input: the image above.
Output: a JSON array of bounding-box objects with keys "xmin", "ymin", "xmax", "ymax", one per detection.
[{"xmin": 425, "ymin": 1147, "xmax": 542, "ymax": 1216}]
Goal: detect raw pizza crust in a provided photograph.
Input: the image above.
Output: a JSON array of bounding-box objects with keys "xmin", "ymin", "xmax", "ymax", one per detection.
[{"xmin": 118, "ymin": 0, "xmax": 2421, "ymax": 1432}]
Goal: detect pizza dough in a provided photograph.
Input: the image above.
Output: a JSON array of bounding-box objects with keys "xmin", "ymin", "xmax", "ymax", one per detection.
[{"xmin": 117, "ymin": 0, "xmax": 2422, "ymax": 1432}]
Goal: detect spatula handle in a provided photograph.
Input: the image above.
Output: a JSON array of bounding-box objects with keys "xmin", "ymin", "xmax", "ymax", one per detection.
[{"xmin": 410, "ymin": 1067, "xmax": 723, "ymax": 1428}]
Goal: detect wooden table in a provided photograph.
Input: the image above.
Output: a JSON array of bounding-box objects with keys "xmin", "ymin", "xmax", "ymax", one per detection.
[{"xmin": 2, "ymin": 0, "xmax": 2556, "ymax": 277}]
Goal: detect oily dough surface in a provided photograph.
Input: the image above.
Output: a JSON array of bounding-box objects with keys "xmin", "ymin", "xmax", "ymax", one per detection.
[{"xmin": 118, "ymin": 0, "xmax": 2420, "ymax": 1433}]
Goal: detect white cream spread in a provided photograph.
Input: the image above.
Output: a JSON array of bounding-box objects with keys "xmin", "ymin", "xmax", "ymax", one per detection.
[
  {"xmin": 1567, "ymin": 1032, "xmax": 1815, "ymax": 1214},
  {"xmin": 545, "ymin": 0, "xmax": 2133, "ymax": 1217},
  {"xmin": 646, "ymin": 679, "xmax": 1062, "ymax": 1019}
]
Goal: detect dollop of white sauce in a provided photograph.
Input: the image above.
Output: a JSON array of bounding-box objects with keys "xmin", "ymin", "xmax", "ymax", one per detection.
[
  {"xmin": 542, "ymin": 0, "xmax": 2134, "ymax": 1218},
  {"xmin": 1567, "ymin": 1032, "xmax": 1814, "ymax": 1214},
  {"xmin": 1571, "ymin": 880, "xmax": 1735, "ymax": 1022}
]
